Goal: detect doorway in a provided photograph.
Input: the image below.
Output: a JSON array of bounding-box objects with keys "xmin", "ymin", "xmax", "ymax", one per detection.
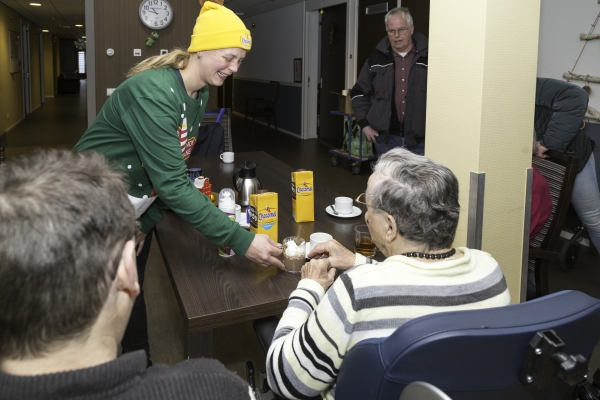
[
  {"xmin": 39, "ymin": 33, "xmax": 45, "ymax": 103},
  {"xmin": 399, "ymin": 0, "xmax": 430, "ymax": 38},
  {"xmin": 356, "ymin": 0, "xmax": 395, "ymax": 75},
  {"xmin": 21, "ymin": 22, "xmax": 32, "ymax": 115},
  {"xmin": 319, "ymin": 3, "xmax": 347, "ymax": 148}
]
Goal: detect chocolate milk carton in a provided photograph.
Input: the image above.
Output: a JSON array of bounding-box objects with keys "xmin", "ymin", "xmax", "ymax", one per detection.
[
  {"xmin": 291, "ymin": 170, "xmax": 314, "ymax": 222},
  {"xmin": 249, "ymin": 192, "xmax": 278, "ymax": 243}
]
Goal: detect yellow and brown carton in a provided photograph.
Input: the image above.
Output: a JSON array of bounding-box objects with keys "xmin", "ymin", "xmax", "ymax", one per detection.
[
  {"xmin": 249, "ymin": 192, "xmax": 278, "ymax": 242},
  {"xmin": 291, "ymin": 170, "xmax": 314, "ymax": 222}
]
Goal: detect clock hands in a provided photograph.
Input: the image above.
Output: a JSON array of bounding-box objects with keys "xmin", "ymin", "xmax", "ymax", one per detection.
[{"xmin": 149, "ymin": 7, "xmax": 159, "ymax": 15}]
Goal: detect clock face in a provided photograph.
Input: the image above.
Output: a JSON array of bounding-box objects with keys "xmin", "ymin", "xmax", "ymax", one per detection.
[{"xmin": 139, "ymin": 0, "xmax": 173, "ymax": 30}]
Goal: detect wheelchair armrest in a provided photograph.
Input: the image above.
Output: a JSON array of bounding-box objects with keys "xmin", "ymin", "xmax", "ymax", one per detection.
[{"xmin": 253, "ymin": 316, "xmax": 280, "ymax": 354}]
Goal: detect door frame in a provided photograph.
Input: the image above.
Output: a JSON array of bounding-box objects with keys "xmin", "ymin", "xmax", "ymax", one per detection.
[
  {"xmin": 39, "ymin": 33, "xmax": 45, "ymax": 103},
  {"xmin": 21, "ymin": 21, "xmax": 32, "ymax": 115},
  {"xmin": 302, "ymin": 0, "xmax": 358, "ymax": 140}
]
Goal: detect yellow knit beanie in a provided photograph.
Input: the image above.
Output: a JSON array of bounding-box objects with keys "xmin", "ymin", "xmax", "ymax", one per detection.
[{"xmin": 188, "ymin": 0, "xmax": 252, "ymax": 53}]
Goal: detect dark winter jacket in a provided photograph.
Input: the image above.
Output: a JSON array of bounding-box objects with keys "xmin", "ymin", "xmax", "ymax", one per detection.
[
  {"xmin": 351, "ymin": 32, "xmax": 428, "ymax": 147},
  {"xmin": 535, "ymin": 77, "xmax": 593, "ymax": 172}
]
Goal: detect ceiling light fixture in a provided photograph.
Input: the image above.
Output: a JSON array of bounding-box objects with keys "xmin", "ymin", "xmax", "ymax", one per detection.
[
  {"xmin": 82, "ymin": 35, "xmax": 86, "ymax": 38},
  {"xmin": 42, "ymin": 29, "xmax": 49, "ymax": 32},
  {"xmin": 75, "ymin": 24, "xmax": 83, "ymax": 27},
  {"xmin": 30, "ymin": 3, "xmax": 41, "ymax": 6}
]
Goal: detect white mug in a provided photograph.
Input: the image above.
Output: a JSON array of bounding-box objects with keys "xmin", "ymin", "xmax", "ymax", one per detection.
[
  {"xmin": 220, "ymin": 152, "xmax": 235, "ymax": 163},
  {"xmin": 335, "ymin": 197, "xmax": 354, "ymax": 214},
  {"xmin": 310, "ymin": 232, "xmax": 333, "ymax": 249}
]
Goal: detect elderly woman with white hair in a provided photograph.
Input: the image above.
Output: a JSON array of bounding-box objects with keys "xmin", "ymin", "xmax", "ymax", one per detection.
[{"xmin": 266, "ymin": 148, "xmax": 512, "ymax": 400}]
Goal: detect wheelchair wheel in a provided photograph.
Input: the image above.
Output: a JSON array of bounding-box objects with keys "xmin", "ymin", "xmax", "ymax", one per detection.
[
  {"xmin": 559, "ymin": 241, "xmax": 580, "ymax": 272},
  {"xmin": 331, "ymin": 155, "xmax": 339, "ymax": 166}
]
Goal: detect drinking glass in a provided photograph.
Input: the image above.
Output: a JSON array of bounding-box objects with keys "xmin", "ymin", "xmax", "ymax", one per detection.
[
  {"xmin": 354, "ymin": 225, "xmax": 376, "ymax": 258},
  {"xmin": 282, "ymin": 236, "xmax": 306, "ymax": 274}
]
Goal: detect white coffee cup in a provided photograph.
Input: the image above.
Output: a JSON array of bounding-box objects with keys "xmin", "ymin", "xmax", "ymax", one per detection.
[
  {"xmin": 310, "ymin": 232, "xmax": 333, "ymax": 249},
  {"xmin": 335, "ymin": 197, "xmax": 354, "ymax": 214},
  {"xmin": 220, "ymin": 152, "xmax": 235, "ymax": 163}
]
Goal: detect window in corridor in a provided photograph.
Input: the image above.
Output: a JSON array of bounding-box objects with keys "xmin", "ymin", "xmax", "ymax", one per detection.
[{"xmin": 78, "ymin": 51, "xmax": 86, "ymax": 74}]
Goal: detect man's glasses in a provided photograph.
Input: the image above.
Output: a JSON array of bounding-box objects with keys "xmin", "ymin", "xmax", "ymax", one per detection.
[{"xmin": 387, "ymin": 27, "xmax": 410, "ymax": 36}]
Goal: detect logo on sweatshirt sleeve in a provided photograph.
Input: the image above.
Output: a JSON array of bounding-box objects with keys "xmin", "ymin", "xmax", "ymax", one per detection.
[{"xmin": 178, "ymin": 116, "xmax": 196, "ymax": 159}]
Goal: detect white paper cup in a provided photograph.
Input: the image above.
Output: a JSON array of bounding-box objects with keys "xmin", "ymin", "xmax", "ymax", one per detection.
[
  {"xmin": 335, "ymin": 197, "xmax": 353, "ymax": 214},
  {"xmin": 220, "ymin": 152, "xmax": 235, "ymax": 163},
  {"xmin": 310, "ymin": 232, "xmax": 333, "ymax": 249},
  {"xmin": 235, "ymin": 204, "xmax": 241, "ymax": 222}
]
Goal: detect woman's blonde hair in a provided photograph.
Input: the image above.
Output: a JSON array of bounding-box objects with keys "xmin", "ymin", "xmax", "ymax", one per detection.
[{"xmin": 126, "ymin": 48, "xmax": 193, "ymax": 78}]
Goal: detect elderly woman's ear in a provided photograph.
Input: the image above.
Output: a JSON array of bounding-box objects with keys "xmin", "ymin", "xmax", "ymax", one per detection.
[{"xmin": 384, "ymin": 214, "xmax": 399, "ymax": 243}]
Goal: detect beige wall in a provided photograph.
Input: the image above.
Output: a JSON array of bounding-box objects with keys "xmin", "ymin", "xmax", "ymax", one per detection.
[
  {"xmin": 426, "ymin": 0, "xmax": 540, "ymax": 301},
  {"xmin": 0, "ymin": 3, "xmax": 25, "ymax": 132},
  {"xmin": 0, "ymin": 3, "xmax": 44, "ymax": 133}
]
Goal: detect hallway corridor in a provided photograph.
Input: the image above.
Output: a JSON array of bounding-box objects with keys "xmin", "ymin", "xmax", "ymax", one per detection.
[{"xmin": 5, "ymin": 80, "xmax": 88, "ymax": 162}]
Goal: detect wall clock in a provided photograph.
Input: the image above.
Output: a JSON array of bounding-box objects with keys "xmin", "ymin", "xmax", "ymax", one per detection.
[{"xmin": 139, "ymin": 0, "xmax": 173, "ymax": 30}]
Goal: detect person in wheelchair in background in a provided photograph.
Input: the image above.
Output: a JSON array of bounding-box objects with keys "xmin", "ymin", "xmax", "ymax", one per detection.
[
  {"xmin": 265, "ymin": 148, "xmax": 512, "ymax": 399},
  {"xmin": 535, "ymin": 78, "xmax": 600, "ymax": 254}
]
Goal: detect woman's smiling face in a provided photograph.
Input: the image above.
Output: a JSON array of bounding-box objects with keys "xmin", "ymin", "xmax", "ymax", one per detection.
[{"xmin": 198, "ymin": 48, "xmax": 246, "ymax": 87}]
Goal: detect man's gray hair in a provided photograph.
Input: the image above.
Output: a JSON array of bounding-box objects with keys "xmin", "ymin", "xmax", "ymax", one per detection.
[
  {"xmin": 370, "ymin": 148, "xmax": 460, "ymax": 251},
  {"xmin": 0, "ymin": 149, "xmax": 136, "ymax": 359},
  {"xmin": 385, "ymin": 7, "xmax": 413, "ymax": 28}
]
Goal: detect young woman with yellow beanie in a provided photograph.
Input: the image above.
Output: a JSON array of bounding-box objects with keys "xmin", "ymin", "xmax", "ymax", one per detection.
[{"xmin": 75, "ymin": 0, "xmax": 284, "ymax": 366}]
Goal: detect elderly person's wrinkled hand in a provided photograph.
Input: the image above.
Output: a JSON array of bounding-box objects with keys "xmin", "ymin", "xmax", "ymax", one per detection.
[
  {"xmin": 301, "ymin": 259, "xmax": 336, "ymax": 292},
  {"xmin": 363, "ymin": 126, "xmax": 379, "ymax": 144},
  {"xmin": 307, "ymin": 239, "xmax": 355, "ymax": 271},
  {"xmin": 535, "ymin": 141, "xmax": 549, "ymax": 158},
  {"xmin": 245, "ymin": 234, "xmax": 285, "ymax": 270}
]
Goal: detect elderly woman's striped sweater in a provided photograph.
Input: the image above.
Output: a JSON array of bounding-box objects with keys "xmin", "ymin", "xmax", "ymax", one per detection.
[{"xmin": 266, "ymin": 247, "xmax": 512, "ymax": 399}]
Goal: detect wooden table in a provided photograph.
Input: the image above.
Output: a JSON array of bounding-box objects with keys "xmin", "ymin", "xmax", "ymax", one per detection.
[{"xmin": 154, "ymin": 151, "xmax": 365, "ymax": 358}]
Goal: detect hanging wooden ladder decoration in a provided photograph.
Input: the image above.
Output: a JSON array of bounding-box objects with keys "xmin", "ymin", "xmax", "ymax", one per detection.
[{"xmin": 562, "ymin": 12, "xmax": 600, "ymax": 85}]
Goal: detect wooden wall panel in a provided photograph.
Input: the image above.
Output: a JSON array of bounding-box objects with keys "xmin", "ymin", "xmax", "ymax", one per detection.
[{"xmin": 94, "ymin": 0, "xmax": 201, "ymax": 113}]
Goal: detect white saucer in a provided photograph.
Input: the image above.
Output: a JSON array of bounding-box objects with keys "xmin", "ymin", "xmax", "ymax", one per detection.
[{"xmin": 326, "ymin": 206, "xmax": 362, "ymax": 218}]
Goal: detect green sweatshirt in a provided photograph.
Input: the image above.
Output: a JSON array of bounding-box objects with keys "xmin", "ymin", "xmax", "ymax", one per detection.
[{"xmin": 75, "ymin": 68, "xmax": 254, "ymax": 255}]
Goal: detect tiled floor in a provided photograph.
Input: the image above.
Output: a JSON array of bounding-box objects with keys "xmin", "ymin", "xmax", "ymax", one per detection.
[{"xmin": 5, "ymin": 82, "xmax": 600, "ymax": 385}]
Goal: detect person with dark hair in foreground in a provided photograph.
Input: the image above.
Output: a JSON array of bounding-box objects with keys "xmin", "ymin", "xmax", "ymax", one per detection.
[
  {"xmin": 266, "ymin": 148, "xmax": 512, "ymax": 399},
  {"xmin": 0, "ymin": 149, "xmax": 251, "ymax": 400}
]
